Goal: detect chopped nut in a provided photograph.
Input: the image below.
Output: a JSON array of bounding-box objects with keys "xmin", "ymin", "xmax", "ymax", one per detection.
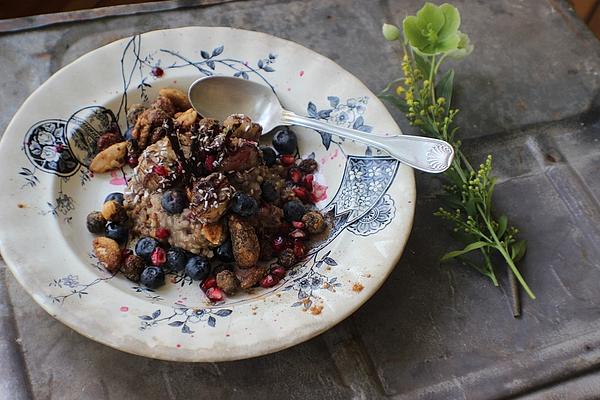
[
  {"xmin": 228, "ymin": 214, "xmax": 260, "ymax": 268},
  {"xmin": 216, "ymin": 270, "xmax": 239, "ymax": 295},
  {"xmin": 92, "ymin": 237, "xmax": 122, "ymax": 272},
  {"xmin": 175, "ymin": 108, "xmax": 198, "ymax": 128},
  {"xmin": 101, "ymin": 200, "xmax": 127, "ymax": 222},
  {"xmin": 200, "ymin": 222, "xmax": 227, "ymax": 246},
  {"xmin": 159, "ymin": 88, "xmax": 191, "ymax": 111},
  {"xmin": 278, "ymin": 248, "xmax": 296, "ymax": 268},
  {"xmin": 127, "ymin": 103, "xmax": 147, "ymax": 126},
  {"xmin": 223, "ymin": 114, "xmax": 262, "ymax": 141},
  {"xmin": 131, "ymin": 107, "xmax": 170, "ymax": 150},
  {"xmin": 97, "ymin": 131, "xmax": 123, "ymax": 152},
  {"xmin": 122, "ymin": 254, "xmax": 146, "ymax": 282},
  {"xmin": 302, "ymin": 211, "xmax": 326, "ymax": 234},
  {"xmin": 234, "ymin": 265, "xmax": 267, "ymax": 289},
  {"xmin": 299, "ymin": 158, "xmax": 318, "ymax": 173},
  {"xmin": 89, "ymin": 142, "xmax": 128, "ymax": 173},
  {"xmin": 218, "ymin": 143, "xmax": 260, "ymax": 172},
  {"xmin": 86, "ymin": 211, "xmax": 106, "ymax": 234}
]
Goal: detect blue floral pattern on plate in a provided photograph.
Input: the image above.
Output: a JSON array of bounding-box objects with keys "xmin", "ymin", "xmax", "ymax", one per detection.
[{"xmin": 34, "ymin": 35, "xmax": 402, "ymax": 334}]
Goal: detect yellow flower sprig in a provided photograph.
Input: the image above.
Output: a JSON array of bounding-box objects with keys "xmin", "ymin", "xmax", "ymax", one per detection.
[{"xmin": 381, "ymin": 3, "xmax": 533, "ymax": 305}]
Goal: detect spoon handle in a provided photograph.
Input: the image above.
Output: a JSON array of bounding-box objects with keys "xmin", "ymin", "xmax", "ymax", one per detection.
[{"xmin": 280, "ymin": 111, "xmax": 454, "ymax": 173}]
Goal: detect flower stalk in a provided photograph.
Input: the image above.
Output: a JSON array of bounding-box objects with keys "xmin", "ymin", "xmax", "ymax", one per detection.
[{"xmin": 381, "ymin": 3, "xmax": 534, "ymax": 309}]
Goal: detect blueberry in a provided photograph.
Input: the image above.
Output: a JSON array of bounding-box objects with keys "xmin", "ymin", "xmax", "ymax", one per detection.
[
  {"xmin": 283, "ymin": 199, "xmax": 306, "ymax": 222},
  {"xmin": 260, "ymin": 146, "xmax": 277, "ymax": 166},
  {"xmin": 140, "ymin": 266, "xmax": 165, "ymax": 289},
  {"xmin": 261, "ymin": 181, "xmax": 278, "ymax": 203},
  {"xmin": 185, "ymin": 256, "xmax": 210, "ymax": 281},
  {"xmin": 124, "ymin": 127, "xmax": 134, "ymax": 141},
  {"xmin": 104, "ymin": 192, "xmax": 124, "ymax": 205},
  {"xmin": 272, "ymin": 127, "xmax": 297, "ymax": 154},
  {"xmin": 161, "ymin": 190, "xmax": 188, "ymax": 214},
  {"xmin": 135, "ymin": 237, "xmax": 160, "ymax": 260},
  {"xmin": 105, "ymin": 222, "xmax": 129, "ymax": 244},
  {"xmin": 215, "ymin": 240, "xmax": 234, "ymax": 262},
  {"xmin": 166, "ymin": 247, "xmax": 189, "ymax": 271},
  {"xmin": 231, "ymin": 192, "xmax": 258, "ymax": 217}
]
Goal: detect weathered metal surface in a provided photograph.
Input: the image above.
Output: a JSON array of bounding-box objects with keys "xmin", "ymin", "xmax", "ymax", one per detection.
[{"xmin": 1, "ymin": 0, "xmax": 599, "ymax": 399}]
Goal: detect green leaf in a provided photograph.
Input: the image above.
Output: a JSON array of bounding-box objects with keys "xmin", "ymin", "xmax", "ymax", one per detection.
[
  {"xmin": 496, "ymin": 215, "xmax": 508, "ymax": 238},
  {"xmin": 441, "ymin": 241, "xmax": 491, "ymax": 262},
  {"xmin": 439, "ymin": 193, "xmax": 463, "ymax": 209},
  {"xmin": 511, "ymin": 240, "xmax": 527, "ymax": 262},
  {"xmin": 379, "ymin": 94, "xmax": 409, "ymax": 113},
  {"xmin": 464, "ymin": 197, "xmax": 477, "ymax": 216},
  {"xmin": 435, "ymin": 69, "xmax": 454, "ymax": 112}
]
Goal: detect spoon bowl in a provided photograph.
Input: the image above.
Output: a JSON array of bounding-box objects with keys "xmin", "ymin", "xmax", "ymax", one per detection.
[
  {"xmin": 189, "ymin": 76, "xmax": 282, "ymax": 133},
  {"xmin": 189, "ymin": 76, "xmax": 455, "ymax": 173}
]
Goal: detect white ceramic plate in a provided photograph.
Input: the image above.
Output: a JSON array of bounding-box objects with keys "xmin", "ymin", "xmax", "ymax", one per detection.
[{"xmin": 0, "ymin": 27, "xmax": 415, "ymax": 361}]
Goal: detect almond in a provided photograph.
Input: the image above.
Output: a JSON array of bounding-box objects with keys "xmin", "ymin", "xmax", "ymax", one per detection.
[
  {"xmin": 89, "ymin": 141, "xmax": 127, "ymax": 173},
  {"xmin": 175, "ymin": 108, "xmax": 198, "ymax": 128},
  {"xmin": 201, "ymin": 222, "xmax": 226, "ymax": 246}
]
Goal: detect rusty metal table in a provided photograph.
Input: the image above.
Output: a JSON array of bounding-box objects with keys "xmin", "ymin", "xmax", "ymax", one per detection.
[{"xmin": 1, "ymin": 1, "xmax": 600, "ymax": 399}]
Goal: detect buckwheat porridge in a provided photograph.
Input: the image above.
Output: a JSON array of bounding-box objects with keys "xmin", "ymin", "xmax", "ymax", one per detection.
[{"xmin": 86, "ymin": 88, "xmax": 327, "ymax": 302}]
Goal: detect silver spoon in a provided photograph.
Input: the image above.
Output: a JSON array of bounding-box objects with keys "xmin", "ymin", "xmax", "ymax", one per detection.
[{"xmin": 188, "ymin": 76, "xmax": 454, "ymax": 173}]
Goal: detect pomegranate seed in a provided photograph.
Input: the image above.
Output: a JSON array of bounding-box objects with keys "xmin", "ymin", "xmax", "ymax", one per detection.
[
  {"xmin": 272, "ymin": 235, "xmax": 286, "ymax": 253},
  {"xmin": 151, "ymin": 66, "xmax": 164, "ymax": 77},
  {"xmin": 289, "ymin": 229, "xmax": 307, "ymax": 239},
  {"xmin": 293, "ymin": 187, "xmax": 309, "ymax": 201},
  {"xmin": 271, "ymin": 267, "xmax": 287, "ymax": 279},
  {"xmin": 280, "ymin": 154, "xmax": 296, "ymax": 166},
  {"xmin": 206, "ymin": 287, "xmax": 224, "ymax": 302},
  {"xmin": 204, "ymin": 154, "xmax": 216, "ymax": 172},
  {"xmin": 288, "ymin": 167, "xmax": 303, "ymax": 184},
  {"xmin": 293, "ymin": 241, "xmax": 306, "ymax": 259},
  {"xmin": 292, "ymin": 221, "xmax": 305, "ymax": 229},
  {"xmin": 260, "ymin": 274, "xmax": 279, "ymax": 288},
  {"xmin": 127, "ymin": 155, "xmax": 138, "ymax": 167},
  {"xmin": 201, "ymin": 276, "xmax": 217, "ymax": 291},
  {"xmin": 153, "ymin": 165, "xmax": 168, "ymax": 176},
  {"xmin": 121, "ymin": 248, "xmax": 133, "ymax": 258},
  {"xmin": 151, "ymin": 247, "xmax": 166, "ymax": 266},
  {"xmin": 303, "ymin": 174, "xmax": 314, "ymax": 191},
  {"xmin": 155, "ymin": 227, "xmax": 170, "ymax": 239},
  {"xmin": 55, "ymin": 143, "xmax": 65, "ymax": 152}
]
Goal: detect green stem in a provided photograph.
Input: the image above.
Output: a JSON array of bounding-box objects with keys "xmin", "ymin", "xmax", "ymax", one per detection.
[
  {"xmin": 433, "ymin": 53, "xmax": 448, "ymax": 76},
  {"xmin": 477, "ymin": 205, "xmax": 535, "ymax": 299},
  {"xmin": 481, "ymin": 247, "xmax": 498, "ymax": 286}
]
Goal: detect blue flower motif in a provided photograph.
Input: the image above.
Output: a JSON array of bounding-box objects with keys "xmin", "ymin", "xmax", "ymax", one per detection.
[
  {"xmin": 61, "ymin": 274, "xmax": 79, "ymax": 288},
  {"xmin": 348, "ymin": 194, "xmax": 396, "ymax": 236}
]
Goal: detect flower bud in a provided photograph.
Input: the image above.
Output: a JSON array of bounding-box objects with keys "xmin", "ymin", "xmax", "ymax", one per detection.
[{"xmin": 382, "ymin": 23, "xmax": 401, "ymax": 41}]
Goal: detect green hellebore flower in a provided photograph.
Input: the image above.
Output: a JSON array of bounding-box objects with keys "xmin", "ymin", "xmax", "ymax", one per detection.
[
  {"xmin": 403, "ymin": 2, "xmax": 461, "ymax": 55},
  {"xmin": 382, "ymin": 23, "xmax": 402, "ymax": 41}
]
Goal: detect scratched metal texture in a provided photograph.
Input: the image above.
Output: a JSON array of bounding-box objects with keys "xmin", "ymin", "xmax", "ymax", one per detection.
[{"xmin": 1, "ymin": 0, "xmax": 600, "ymax": 399}]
